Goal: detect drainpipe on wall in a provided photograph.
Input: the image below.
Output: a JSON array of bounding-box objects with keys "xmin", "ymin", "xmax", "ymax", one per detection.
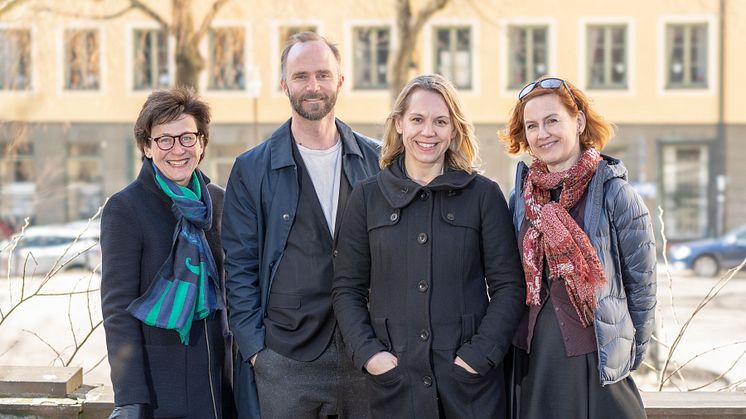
[{"xmin": 715, "ymin": 0, "xmax": 726, "ymax": 236}]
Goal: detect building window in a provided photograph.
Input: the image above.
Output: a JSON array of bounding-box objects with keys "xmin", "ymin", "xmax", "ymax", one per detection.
[
  {"xmin": 661, "ymin": 144, "xmax": 709, "ymax": 239},
  {"xmin": 64, "ymin": 29, "xmax": 100, "ymax": 91},
  {"xmin": 0, "ymin": 141, "xmax": 35, "ymax": 224},
  {"xmin": 587, "ymin": 25, "xmax": 627, "ymax": 89},
  {"xmin": 66, "ymin": 143, "xmax": 103, "ymax": 221},
  {"xmin": 433, "ymin": 26, "xmax": 472, "ymax": 89},
  {"xmin": 133, "ymin": 29, "xmax": 169, "ymax": 90},
  {"xmin": 666, "ymin": 23, "xmax": 707, "ymax": 89},
  {"xmin": 508, "ymin": 25, "xmax": 548, "ymax": 89},
  {"xmin": 0, "ymin": 29, "xmax": 31, "ymax": 91},
  {"xmin": 202, "ymin": 143, "xmax": 247, "ymax": 187},
  {"xmin": 353, "ymin": 27, "xmax": 390, "ymax": 90},
  {"xmin": 208, "ymin": 27, "xmax": 246, "ymax": 91}
]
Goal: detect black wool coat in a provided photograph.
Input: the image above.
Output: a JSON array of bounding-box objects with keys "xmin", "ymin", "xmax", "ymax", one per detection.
[
  {"xmin": 333, "ymin": 159, "xmax": 526, "ymax": 419},
  {"xmin": 101, "ymin": 160, "xmax": 234, "ymax": 419}
]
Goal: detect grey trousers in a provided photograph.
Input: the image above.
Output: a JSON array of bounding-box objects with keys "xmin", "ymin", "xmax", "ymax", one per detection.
[{"xmin": 253, "ymin": 329, "xmax": 370, "ymax": 419}]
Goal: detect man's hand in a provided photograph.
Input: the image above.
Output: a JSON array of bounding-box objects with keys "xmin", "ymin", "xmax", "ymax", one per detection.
[{"xmin": 364, "ymin": 351, "xmax": 398, "ymax": 376}]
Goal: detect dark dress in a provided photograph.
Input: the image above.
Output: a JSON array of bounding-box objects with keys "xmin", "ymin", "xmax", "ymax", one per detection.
[{"xmin": 510, "ymin": 189, "xmax": 646, "ymax": 419}]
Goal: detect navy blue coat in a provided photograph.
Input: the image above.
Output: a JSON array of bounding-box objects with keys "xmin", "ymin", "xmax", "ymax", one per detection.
[
  {"xmin": 510, "ymin": 155, "xmax": 657, "ymax": 385},
  {"xmin": 222, "ymin": 118, "xmax": 380, "ymax": 418},
  {"xmin": 101, "ymin": 161, "xmax": 234, "ymax": 418}
]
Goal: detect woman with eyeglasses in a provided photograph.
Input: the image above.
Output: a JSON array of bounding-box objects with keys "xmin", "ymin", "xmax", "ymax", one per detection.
[
  {"xmin": 101, "ymin": 87, "xmax": 234, "ymax": 419},
  {"xmin": 499, "ymin": 77, "xmax": 656, "ymax": 419}
]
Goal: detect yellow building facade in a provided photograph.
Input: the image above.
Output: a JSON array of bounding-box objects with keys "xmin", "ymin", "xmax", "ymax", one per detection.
[{"xmin": 1, "ymin": 0, "xmax": 744, "ymax": 241}]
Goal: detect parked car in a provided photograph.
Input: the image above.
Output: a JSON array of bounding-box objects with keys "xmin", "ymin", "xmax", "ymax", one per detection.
[
  {"xmin": 0, "ymin": 224, "xmax": 101, "ymax": 277},
  {"xmin": 668, "ymin": 225, "xmax": 746, "ymax": 277}
]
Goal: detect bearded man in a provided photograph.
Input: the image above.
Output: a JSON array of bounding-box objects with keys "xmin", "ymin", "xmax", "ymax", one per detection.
[{"xmin": 222, "ymin": 32, "xmax": 380, "ymax": 419}]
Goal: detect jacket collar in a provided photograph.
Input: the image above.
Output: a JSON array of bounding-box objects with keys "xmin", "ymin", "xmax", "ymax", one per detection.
[
  {"xmin": 269, "ymin": 117, "xmax": 364, "ymax": 170},
  {"xmin": 378, "ymin": 155, "xmax": 476, "ymax": 209}
]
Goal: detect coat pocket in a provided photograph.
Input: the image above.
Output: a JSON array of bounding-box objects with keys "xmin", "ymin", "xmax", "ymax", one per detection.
[
  {"xmin": 266, "ymin": 292, "xmax": 302, "ymax": 329},
  {"xmin": 144, "ymin": 344, "xmax": 187, "ymax": 417}
]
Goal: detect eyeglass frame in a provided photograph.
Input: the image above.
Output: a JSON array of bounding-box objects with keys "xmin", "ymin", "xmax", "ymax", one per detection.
[
  {"xmin": 149, "ymin": 131, "xmax": 202, "ymax": 151},
  {"xmin": 517, "ymin": 77, "xmax": 579, "ymax": 108}
]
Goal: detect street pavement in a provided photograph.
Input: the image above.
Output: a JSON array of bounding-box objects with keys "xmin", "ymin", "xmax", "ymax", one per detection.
[{"xmin": 1, "ymin": 265, "xmax": 745, "ymax": 391}]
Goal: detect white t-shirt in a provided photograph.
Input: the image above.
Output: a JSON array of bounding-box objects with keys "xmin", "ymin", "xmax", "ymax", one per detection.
[{"xmin": 297, "ymin": 138, "xmax": 343, "ymax": 235}]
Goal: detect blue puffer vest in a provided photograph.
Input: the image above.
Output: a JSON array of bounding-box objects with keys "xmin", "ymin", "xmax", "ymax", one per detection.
[{"xmin": 509, "ymin": 155, "xmax": 657, "ymax": 385}]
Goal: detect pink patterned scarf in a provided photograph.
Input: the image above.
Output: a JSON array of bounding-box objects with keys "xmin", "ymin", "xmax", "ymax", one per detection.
[{"xmin": 521, "ymin": 147, "xmax": 606, "ymax": 327}]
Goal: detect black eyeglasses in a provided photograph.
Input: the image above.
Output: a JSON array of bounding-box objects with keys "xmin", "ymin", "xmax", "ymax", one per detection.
[
  {"xmin": 518, "ymin": 77, "xmax": 578, "ymax": 107},
  {"xmin": 149, "ymin": 132, "xmax": 201, "ymax": 151}
]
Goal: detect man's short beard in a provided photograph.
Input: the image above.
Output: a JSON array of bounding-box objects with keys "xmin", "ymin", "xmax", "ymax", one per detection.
[{"xmin": 289, "ymin": 90, "xmax": 338, "ymax": 121}]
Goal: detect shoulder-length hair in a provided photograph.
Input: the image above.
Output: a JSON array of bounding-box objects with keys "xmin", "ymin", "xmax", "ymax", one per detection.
[
  {"xmin": 498, "ymin": 77, "xmax": 614, "ymax": 156},
  {"xmin": 380, "ymin": 74, "xmax": 479, "ymax": 172}
]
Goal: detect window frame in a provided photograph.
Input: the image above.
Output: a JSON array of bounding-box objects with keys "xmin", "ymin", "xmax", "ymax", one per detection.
[
  {"xmin": 126, "ymin": 22, "xmax": 175, "ymax": 94},
  {"xmin": 425, "ymin": 18, "xmax": 480, "ymax": 94},
  {"xmin": 499, "ymin": 17, "xmax": 556, "ymax": 97},
  {"xmin": 197, "ymin": 20, "xmax": 255, "ymax": 97},
  {"xmin": 0, "ymin": 24, "xmax": 34, "ymax": 93},
  {"xmin": 57, "ymin": 23, "xmax": 106, "ymax": 95},
  {"xmin": 657, "ymin": 15, "xmax": 716, "ymax": 96},
  {"xmin": 578, "ymin": 17, "xmax": 635, "ymax": 95}
]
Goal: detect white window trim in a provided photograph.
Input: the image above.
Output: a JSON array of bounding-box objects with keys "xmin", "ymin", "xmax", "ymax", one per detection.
[
  {"xmin": 56, "ymin": 22, "xmax": 106, "ymax": 96},
  {"xmin": 657, "ymin": 15, "xmax": 717, "ymax": 97},
  {"xmin": 424, "ymin": 18, "xmax": 480, "ymax": 95},
  {"xmin": 124, "ymin": 21, "xmax": 176, "ymax": 95},
  {"xmin": 269, "ymin": 19, "xmax": 325, "ymax": 97},
  {"xmin": 199, "ymin": 20, "xmax": 255, "ymax": 97},
  {"xmin": 0, "ymin": 22, "xmax": 37, "ymax": 95},
  {"xmin": 499, "ymin": 17, "xmax": 557, "ymax": 98},
  {"xmin": 577, "ymin": 17, "xmax": 635, "ymax": 96},
  {"xmin": 343, "ymin": 19, "xmax": 397, "ymax": 97}
]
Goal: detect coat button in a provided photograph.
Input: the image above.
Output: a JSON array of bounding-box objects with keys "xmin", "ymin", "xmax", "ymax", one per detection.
[
  {"xmin": 446, "ymin": 212, "xmax": 455, "ymax": 221},
  {"xmin": 333, "ymin": 249, "xmax": 339, "ymax": 258},
  {"xmin": 422, "ymin": 376, "xmax": 433, "ymax": 387},
  {"xmin": 419, "ymin": 329, "xmax": 430, "ymax": 341},
  {"xmin": 419, "ymin": 191, "xmax": 428, "ymax": 200},
  {"xmin": 390, "ymin": 212, "xmax": 398, "ymax": 222},
  {"xmin": 417, "ymin": 233, "xmax": 428, "ymax": 244},
  {"xmin": 282, "ymin": 213, "xmax": 290, "ymax": 221},
  {"xmin": 417, "ymin": 281, "xmax": 428, "ymax": 292}
]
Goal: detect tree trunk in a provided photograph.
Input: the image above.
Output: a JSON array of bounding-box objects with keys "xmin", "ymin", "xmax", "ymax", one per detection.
[{"xmin": 172, "ymin": 0, "xmax": 204, "ymax": 89}]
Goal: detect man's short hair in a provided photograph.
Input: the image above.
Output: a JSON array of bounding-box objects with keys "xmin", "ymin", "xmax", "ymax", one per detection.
[{"xmin": 280, "ymin": 32, "xmax": 341, "ymax": 81}]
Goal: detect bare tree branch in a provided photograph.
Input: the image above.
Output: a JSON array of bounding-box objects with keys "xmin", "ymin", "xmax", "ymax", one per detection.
[
  {"xmin": 34, "ymin": 4, "xmax": 135, "ymax": 20},
  {"xmin": 688, "ymin": 350, "xmax": 746, "ymax": 391},
  {"xmin": 85, "ymin": 354, "xmax": 108, "ymax": 375},
  {"xmin": 64, "ymin": 319, "xmax": 103, "ymax": 366},
  {"xmin": 22, "ymin": 328, "xmax": 61, "ymax": 359},
  {"xmin": 129, "ymin": 0, "xmax": 169, "ymax": 30},
  {"xmin": 661, "ymin": 340, "xmax": 746, "ymax": 387},
  {"xmin": 0, "ymin": 0, "xmax": 27, "ymax": 16},
  {"xmin": 193, "ymin": 0, "xmax": 230, "ymax": 43},
  {"xmin": 657, "ymin": 257, "xmax": 746, "ymax": 390}
]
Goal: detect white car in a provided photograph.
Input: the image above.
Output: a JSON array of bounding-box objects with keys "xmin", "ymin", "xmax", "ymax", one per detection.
[{"xmin": 0, "ymin": 224, "xmax": 101, "ymax": 277}]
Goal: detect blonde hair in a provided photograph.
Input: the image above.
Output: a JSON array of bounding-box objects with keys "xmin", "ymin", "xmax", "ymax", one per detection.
[
  {"xmin": 498, "ymin": 77, "xmax": 615, "ymax": 156},
  {"xmin": 380, "ymin": 74, "xmax": 479, "ymax": 172}
]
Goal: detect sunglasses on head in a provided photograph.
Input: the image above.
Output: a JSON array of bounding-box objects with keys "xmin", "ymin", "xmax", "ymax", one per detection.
[{"xmin": 518, "ymin": 77, "xmax": 578, "ymax": 107}]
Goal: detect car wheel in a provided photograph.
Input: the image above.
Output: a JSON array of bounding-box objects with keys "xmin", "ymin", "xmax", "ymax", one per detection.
[{"xmin": 693, "ymin": 255, "xmax": 719, "ymax": 277}]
